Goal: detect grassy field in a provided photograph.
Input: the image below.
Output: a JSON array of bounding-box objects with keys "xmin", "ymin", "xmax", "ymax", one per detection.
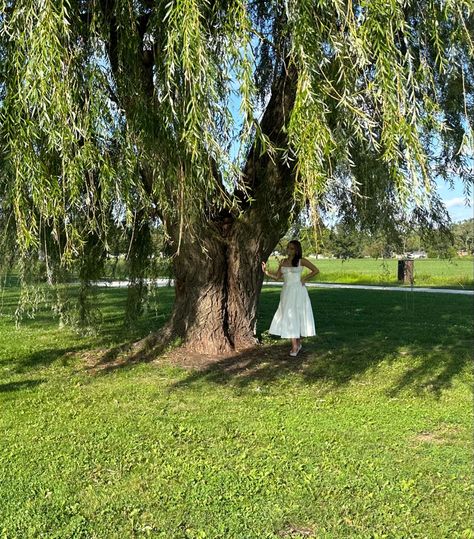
[
  {"xmin": 265, "ymin": 257, "xmax": 474, "ymax": 289},
  {"xmin": 2, "ymin": 257, "xmax": 473, "ymax": 290},
  {"xmin": 0, "ymin": 286, "xmax": 473, "ymax": 538}
]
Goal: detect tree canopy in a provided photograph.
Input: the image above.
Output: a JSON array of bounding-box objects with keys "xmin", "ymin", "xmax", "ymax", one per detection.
[{"xmin": 0, "ymin": 0, "xmax": 473, "ymax": 339}]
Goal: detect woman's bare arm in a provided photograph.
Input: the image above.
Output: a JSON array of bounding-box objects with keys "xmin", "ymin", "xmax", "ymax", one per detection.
[
  {"xmin": 262, "ymin": 260, "xmax": 283, "ymax": 280},
  {"xmin": 300, "ymin": 258, "xmax": 320, "ymax": 284}
]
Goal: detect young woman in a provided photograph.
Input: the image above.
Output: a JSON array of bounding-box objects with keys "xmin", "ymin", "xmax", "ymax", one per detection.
[{"xmin": 262, "ymin": 240, "xmax": 319, "ymax": 356}]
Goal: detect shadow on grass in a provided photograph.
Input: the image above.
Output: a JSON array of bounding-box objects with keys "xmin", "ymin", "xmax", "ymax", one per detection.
[
  {"xmin": 83, "ymin": 288, "xmax": 473, "ymax": 398},
  {"xmin": 0, "ymin": 379, "xmax": 46, "ymax": 392},
  {"xmin": 12, "ymin": 347, "xmax": 84, "ymax": 374},
  {"xmin": 1, "ymin": 287, "xmax": 174, "ymax": 376},
  {"xmin": 165, "ymin": 330, "xmax": 470, "ymax": 399},
  {"xmin": 5, "ymin": 287, "xmax": 472, "ymax": 398}
]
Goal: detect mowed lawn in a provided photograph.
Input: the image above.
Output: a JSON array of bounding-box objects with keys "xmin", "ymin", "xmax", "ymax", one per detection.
[
  {"xmin": 265, "ymin": 257, "xmax": 474, "ymax": 289},
  {"xmin": 0, "ymin": 285, "xmax": 472, "ymax": 538},
  {"xmin": 3, "ymin": 257, "xmax": 473, "ymax": 290}
]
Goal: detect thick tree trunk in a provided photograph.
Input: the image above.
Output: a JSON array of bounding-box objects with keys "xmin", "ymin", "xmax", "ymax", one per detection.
[
  {"xmin": 163, "ymin": 228, "xmax": 263, "ymax": 355},
  {"xmin": 163, "ymin": 201, "xmax": 293, "ymax": 356},
  {"xmin": 226, "ymin": 210, "xmax": 291, "ymax": 351},
  {"xmin": 164, "ymin": 234, "xmax": 233, "ymax": 355},
  {"xmin": 162, "ymin": 64, "xmax": 298, "ymax": 356}
]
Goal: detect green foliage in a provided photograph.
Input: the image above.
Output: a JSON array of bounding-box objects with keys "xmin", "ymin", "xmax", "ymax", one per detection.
[
  {"xmin": 452, "ymin": 218, "xmax": 474, "ymax": 253},
  {"xmin": 288, "ymin": 0, "xmax": 473, "ymax": 224},
  {"xmin": 1, "ymin": 0, "xmax": 472, "ymax": 240},
  {"xmin": 0, "ymin": 0, "xmax": 473, "ymax": 328},
  {"xmin": 329, "ymin": 223, "xmax": 365, "ymax": 259},
  {"xmin": 283, "ymin": 219, "xmax": 474, "ymax": 261}
]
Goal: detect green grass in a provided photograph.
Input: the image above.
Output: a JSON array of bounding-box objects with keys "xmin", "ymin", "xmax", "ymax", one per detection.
[
  {"xmin": 265, "ymin": 257, "xmax": 474, "ymax": 289},
  {"xmin": 0, "ymin": 286, "xmax": 473, "ymax": 538},
  {"xmin": 4, "ymin": 256, "xmax": 472, "ymax": 291}
]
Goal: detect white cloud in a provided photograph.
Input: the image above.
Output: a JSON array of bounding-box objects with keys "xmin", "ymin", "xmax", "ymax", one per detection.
[{"xmin": 444, "ymin": 196, "xmax": 468, "ymax": 208}]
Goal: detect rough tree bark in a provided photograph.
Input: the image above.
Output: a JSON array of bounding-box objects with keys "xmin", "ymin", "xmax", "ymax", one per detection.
[
  {"xmin": 162, "ymin": 66, "xmax": 298, "ymax": 355},
  {"xmin": 100, "ymin": 3, "xmax": 298, "ymax": 355}
]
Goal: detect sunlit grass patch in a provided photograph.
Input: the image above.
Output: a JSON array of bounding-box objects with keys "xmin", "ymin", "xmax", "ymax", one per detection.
[
  {"xmin": 265, "ymin": 257, "xmax": 474, "ymax": 289},
  {"xmin": 0, "ymin": 286, "xmax": 472, "ymax": 538}
]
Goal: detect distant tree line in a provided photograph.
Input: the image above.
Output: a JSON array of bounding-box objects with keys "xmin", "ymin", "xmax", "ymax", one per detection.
[{"xmin": 281, "ymin": 218, "xmax": 473, "ymax": 259}]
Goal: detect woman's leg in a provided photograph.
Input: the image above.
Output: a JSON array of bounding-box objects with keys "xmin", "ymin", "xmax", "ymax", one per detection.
[{"xmin": 291, "ymin": 338, "xmax": 298, "ymax": 352}]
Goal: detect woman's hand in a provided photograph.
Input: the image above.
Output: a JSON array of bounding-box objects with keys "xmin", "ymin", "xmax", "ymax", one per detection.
[
  {"xmin": 263, "ymin": 260, "xmax": 282, "ymax": 280},
  {"xmin": 300, "ymin": 258, "xmax": 320, "ymax": 285}
]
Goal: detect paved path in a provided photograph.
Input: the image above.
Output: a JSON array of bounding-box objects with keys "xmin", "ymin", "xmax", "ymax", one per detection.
[
  {"xmin": 267, "ymin": 281, "xmax": 474, "ymax": 295},
  {"xmin": 94, "ymin": 279, "xmax": 474, "ymax": 296}
]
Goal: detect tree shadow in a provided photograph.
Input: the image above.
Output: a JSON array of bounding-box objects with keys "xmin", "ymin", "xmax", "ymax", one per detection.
[
  {"xmin": 165, "ymin": 289, "xmax": 473, "ymax": 398},
  {"xmin": 0, "ymin": 379, "xmax": 46, "ymax": 392},
  {"xmin": 1, "ymin": 286, "xmax": 175, "ymax": 376},
  {"xmin": 80, "ymin": 332, "xmax": 174, "ymax": 374},
  {"xmin": 7, "ymin": 346, "xmax": 87, "ymax": 375},
  {"xmin": 165, "ymin": 335, "xmax": 469, "ymax": 399},
  {"xmin": 8, "ymin": 287, "xmax": 471, "ymax": 400}
]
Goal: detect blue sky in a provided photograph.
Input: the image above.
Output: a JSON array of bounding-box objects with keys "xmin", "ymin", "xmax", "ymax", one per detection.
[{"xmin": 436, "ymin": 178, "xmax": 473, "ymax": 222}]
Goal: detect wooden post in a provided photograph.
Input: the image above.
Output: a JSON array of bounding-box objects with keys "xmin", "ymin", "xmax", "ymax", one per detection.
[{"xmin": 398, "ymin": 259, "xmax": 414, "ymax": 284}]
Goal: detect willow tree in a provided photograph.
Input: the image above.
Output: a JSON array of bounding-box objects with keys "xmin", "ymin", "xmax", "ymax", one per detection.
[{"xmin": 0, "ymin": 0, "xmax": 472, "ymax": 354}]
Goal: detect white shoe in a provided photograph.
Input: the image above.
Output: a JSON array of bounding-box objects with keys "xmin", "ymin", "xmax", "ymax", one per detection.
[{"xmin": 289, "ymin": 344, "xmax": 302, "ymax": 357}]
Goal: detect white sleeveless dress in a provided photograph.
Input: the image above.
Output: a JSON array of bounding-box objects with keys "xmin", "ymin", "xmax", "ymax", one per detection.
[{"xmin": 269, "ymin": 263, "xmax": 316, "ymax": 338}]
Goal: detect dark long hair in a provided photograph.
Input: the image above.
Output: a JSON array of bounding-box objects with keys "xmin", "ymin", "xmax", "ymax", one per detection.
[{"xmin": 289, "ymin": 240, "xmax": 302, "ymax": 267}]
